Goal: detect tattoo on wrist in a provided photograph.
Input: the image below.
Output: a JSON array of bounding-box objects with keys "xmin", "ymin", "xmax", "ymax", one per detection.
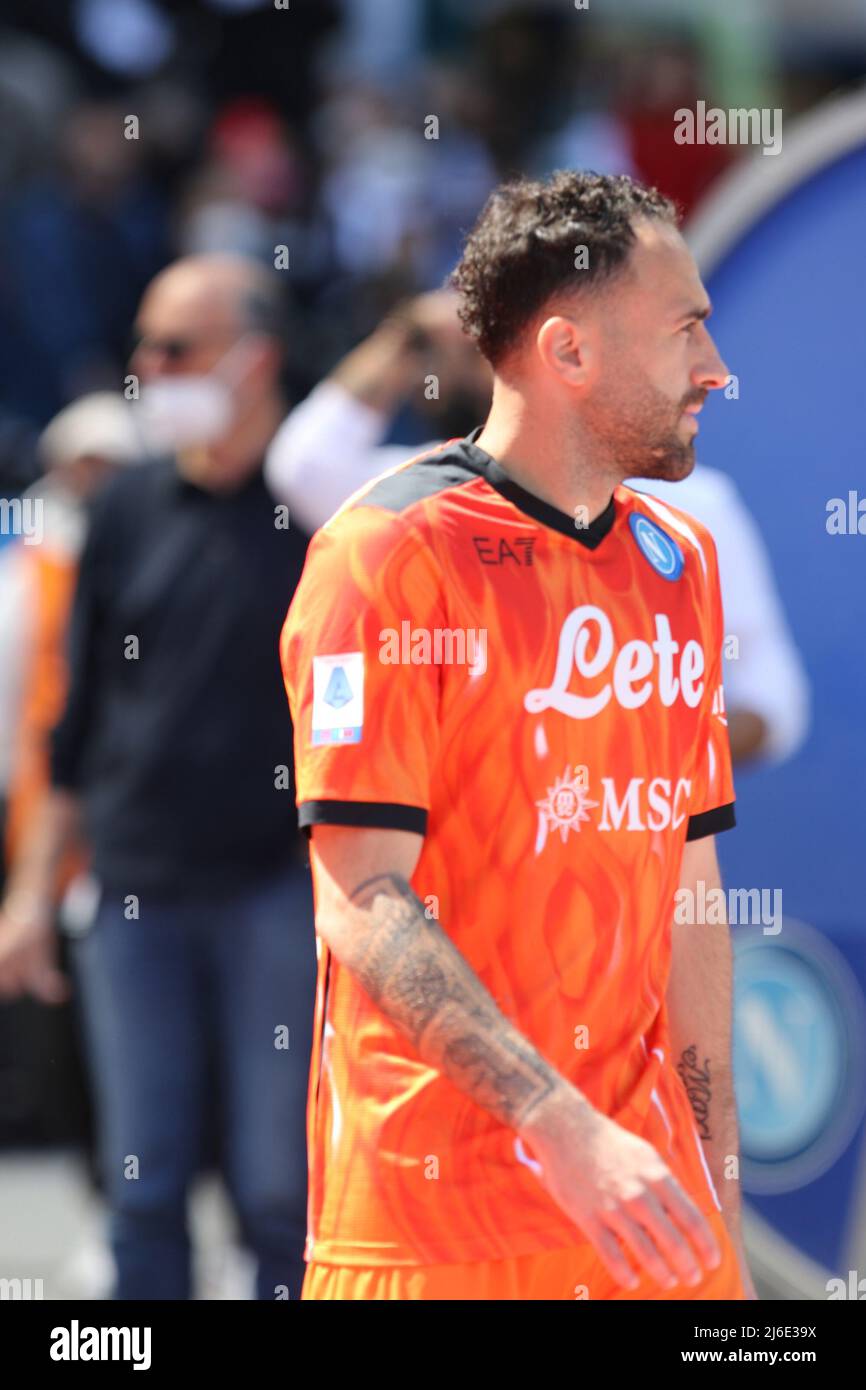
[{"xmin": 677, "ymin": 1044, "xmax": 712, "ymax": 1141}]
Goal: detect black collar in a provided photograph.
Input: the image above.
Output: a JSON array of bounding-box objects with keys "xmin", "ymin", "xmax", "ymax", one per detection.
[{"xmin": 457, "ymin": 428, "xmax": 616, "ymax": 549}]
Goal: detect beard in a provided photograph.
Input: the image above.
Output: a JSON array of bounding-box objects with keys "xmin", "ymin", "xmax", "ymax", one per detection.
[
  {"xmin": 582, "ymin": 373, "xmax": 702, "ymax": 483},
  {"xmin": 634, "ymin": 436, "xmax": 695, "ymax": 482}
]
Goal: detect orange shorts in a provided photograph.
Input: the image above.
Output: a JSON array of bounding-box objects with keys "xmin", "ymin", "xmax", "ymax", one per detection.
[{"xmin": 302, "ymin": 1211, "xmax": 746, "ymax": 1301}]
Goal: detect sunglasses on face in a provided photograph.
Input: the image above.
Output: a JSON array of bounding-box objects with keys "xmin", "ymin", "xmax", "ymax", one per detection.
[
  {"xmin": 130, "ymin": 328, "xmax": 242, "ymax": 362},
  {"xmin": 130, "ymin": 332, "xmax": 200, "ymax": 362}
]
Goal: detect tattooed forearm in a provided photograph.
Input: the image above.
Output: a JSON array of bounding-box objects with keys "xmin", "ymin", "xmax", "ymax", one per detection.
[
  {"xmin": 677, "ymin": 1044, "xmax": 712, "ymax": 1141},
  {"xmin": 344, "ymin": 871, "xmax": 561, "ymax": 1129}
]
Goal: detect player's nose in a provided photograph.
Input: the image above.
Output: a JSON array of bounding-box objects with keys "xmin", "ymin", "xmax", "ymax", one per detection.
[{"xmin": 694, "ymin": 327, "xmax": 729, "ymax": 393}]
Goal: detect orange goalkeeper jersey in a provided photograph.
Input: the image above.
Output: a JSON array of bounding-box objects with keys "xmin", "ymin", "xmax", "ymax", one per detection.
[{"xmin": 281, "ymin": 431, "xmax": 736, "ymax": 1268}]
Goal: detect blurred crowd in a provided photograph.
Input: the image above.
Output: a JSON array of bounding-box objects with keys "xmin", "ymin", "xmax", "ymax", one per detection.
[{"xmin": 2, "ymin": 0, "xmax": 865, "ymax": 480}]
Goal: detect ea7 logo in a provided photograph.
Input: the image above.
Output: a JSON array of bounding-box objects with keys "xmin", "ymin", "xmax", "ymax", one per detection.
[{"xmin": 473, "ymin": 535, "xmax": 535, "ymax": 566}]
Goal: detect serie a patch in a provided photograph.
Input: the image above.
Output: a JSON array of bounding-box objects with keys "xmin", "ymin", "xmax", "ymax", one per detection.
[{"xmin": 311, "ymin": 651, "xmax": 364, "ymax": 745}]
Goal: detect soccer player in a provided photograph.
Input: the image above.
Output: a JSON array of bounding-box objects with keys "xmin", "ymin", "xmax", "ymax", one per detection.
[{"xmin": 281, "ymin": 171, "xmax": 755, "ymax": 1301}]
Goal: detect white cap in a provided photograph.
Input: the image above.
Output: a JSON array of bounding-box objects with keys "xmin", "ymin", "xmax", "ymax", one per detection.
[{"xmin": 38, "ymin": 392, "xmax": 140, "ymax": 470}]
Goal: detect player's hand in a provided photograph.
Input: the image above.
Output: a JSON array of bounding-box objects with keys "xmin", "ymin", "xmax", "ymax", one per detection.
[
  {"xmin": 518, "ymin": 1093, "xmax": 722, "ymax": 1292},
  {"xmin": 405, "ymin": 289, "xmax": 466, "ymax": 352},
  {"xmin": 0, "ymin": 897, "xmax": 70, "ymax": 1004}
]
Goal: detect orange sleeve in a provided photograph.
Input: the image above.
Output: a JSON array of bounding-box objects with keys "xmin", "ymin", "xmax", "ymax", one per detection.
[
  {"xmin": 6, "ymin": 551, "xmax": 87, "ymax": 885},
  {"xmin": 280, "ymin": 507, "xmax": 445, "ymax": 835}
]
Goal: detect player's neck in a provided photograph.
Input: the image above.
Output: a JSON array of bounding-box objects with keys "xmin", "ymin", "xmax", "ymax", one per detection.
[{"xmin": 474, "ymin": 398, "xmax": 619, "ymax": 526}]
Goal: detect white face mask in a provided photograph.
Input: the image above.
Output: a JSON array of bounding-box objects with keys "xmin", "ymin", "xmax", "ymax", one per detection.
[{"xmin": 135, "ymin": 337, "xmax": 253, "ymax": 453}]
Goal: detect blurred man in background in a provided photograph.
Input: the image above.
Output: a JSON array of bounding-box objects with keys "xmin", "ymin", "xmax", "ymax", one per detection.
[
  {"xmin": 4, "ymin": 393, "xmax": 141, "ymax": 897},
  {"xmin": 0, "ymin": 394, "xmax": 139, "ymax": 1160},
  {"xmin": 626, "ymin": 466, "xmax": 810, "ymax": 763},
  {"xmin": 0, "ymin": 255, "xmax": 316, "ymax": 1300},
  {"xmin": 266, "ymin": 291, "xmax": 809, "ymax": 766}
]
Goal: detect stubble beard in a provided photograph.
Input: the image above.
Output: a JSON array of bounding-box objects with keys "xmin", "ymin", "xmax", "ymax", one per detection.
[
  {"xmin": 582, "ymin": 382, "xmax": 699, "ymax": 483},
  {"xmin": 636, "ymin": 432, "xmax": 696, "ymax": 482}
]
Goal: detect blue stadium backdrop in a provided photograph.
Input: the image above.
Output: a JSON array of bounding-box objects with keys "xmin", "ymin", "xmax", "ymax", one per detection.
[{"xmin": 686, "ymin": 91, "xmax": 866, "ymax": 1287}]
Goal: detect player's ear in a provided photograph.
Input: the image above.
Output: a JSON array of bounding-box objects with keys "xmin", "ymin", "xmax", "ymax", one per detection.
[{"xmin": 536, "ymin": 315, "xmax": 589, "ymax": 386}]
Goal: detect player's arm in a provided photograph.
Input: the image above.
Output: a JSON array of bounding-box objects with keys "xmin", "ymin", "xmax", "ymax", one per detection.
[
  {"xmin": 264, "ymin": 291, "xmax": 472, "ymax": 529},
  {"xmin": 667, "ymin": 833, "xmax": 756, "ymax": 1297},
  {"xmin": 310, "ymin": 821, "xmax": 723, "ymax": 1292},
  {"xmin": 726, "ymin": 709, "xmax": 768, "ymax": 764},
  {"xmin": 0, "ymin": 789, "xmax": 79, "ymax": 1002}
]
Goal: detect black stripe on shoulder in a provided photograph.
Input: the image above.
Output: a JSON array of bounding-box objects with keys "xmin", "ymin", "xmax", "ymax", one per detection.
[
  {"xmin": 686, "ymin": 802, "xmax": 736, "ymax": 841},
  {"xmin": 349, "ymin": 442, "xmax": 481, "ymax": 515}
]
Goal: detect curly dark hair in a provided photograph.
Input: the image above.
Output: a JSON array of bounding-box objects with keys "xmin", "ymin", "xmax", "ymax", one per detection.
[{"xmin": 451, "ymin": 170, "xmax": 678, "ymax": 366}]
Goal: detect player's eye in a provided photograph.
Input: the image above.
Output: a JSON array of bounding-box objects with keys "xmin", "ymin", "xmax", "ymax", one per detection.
[{"xmin": 682, "ymin": 321, "xmax": 699, "ymax": 334}]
